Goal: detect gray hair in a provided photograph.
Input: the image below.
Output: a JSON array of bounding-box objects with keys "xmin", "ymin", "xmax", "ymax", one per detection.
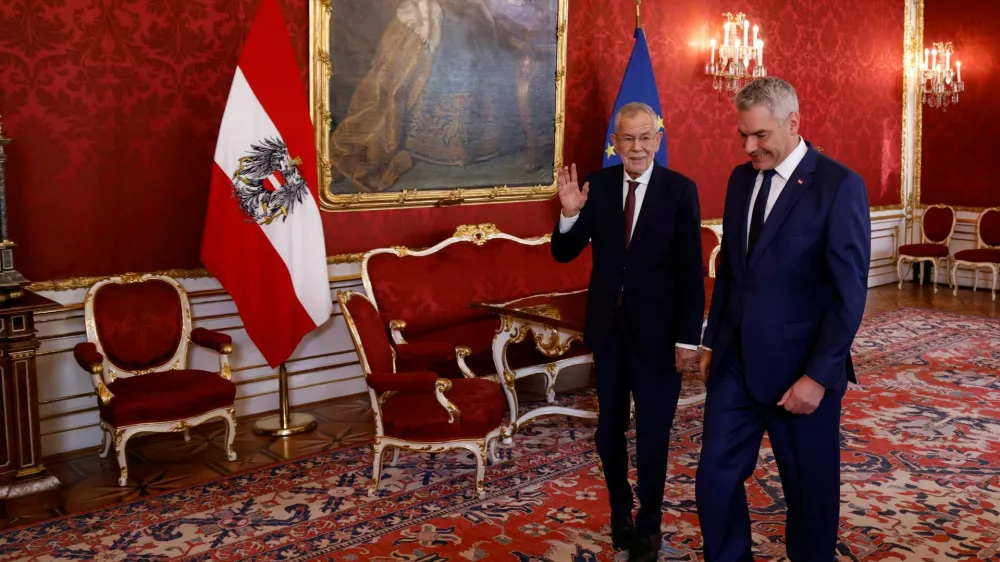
[
  {"xmin": 735, "ymin": 77, "xmax": 799, "ymax": 123},
  {"xmin": 614, "ymin": 101, "xmax": 658, "ymax": 132}
]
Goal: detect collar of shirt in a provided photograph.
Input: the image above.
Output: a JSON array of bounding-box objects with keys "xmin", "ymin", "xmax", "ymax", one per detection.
[
  {"xmin": 623, "ymin": 161, "xmax": 655, "ymax": 190},
  {"xmin": 770, "ymin": 136, "xmax": 807, "ymax": 182}
]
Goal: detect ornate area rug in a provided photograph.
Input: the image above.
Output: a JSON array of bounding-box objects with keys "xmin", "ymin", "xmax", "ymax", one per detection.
[{"xmin": 2, "ymin": 308, "xmax": 999, "ymax": 561}]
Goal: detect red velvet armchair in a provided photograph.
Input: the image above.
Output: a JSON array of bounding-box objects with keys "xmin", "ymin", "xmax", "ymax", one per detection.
[
  {"xmin": 897, "ymin": 204, "xmax": 956, "ymax": 293},
  {"xmin": 337, "ymin": 290, "xmax": 507, "ymax": 499},
  {"xmin": 74, "ymin": 274, "xmax": 238, "ymax": 486},
  {"xmin": 951, "ymin": 207, "xmax": 1000, "ymax": 300}
]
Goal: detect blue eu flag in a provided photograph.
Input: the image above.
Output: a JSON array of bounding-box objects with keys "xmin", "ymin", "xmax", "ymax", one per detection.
[{"xmin": 602, "ymin": 28, "xmax": 667, "ymax": 169}]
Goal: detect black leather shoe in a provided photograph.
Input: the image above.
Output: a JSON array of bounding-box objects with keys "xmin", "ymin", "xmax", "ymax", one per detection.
[
  {"xmin": 611, "ymin": 515, "xmax": 638, "ymax": 551},
  {"xmin": 627, "ymin": 532, "xmax": 662, "ymax": 562}
]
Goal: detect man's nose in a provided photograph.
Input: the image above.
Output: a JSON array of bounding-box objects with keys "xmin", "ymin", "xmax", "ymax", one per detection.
[{"xmin": 743, "ymin": 137, "xmax": 757, "ymax": 153}]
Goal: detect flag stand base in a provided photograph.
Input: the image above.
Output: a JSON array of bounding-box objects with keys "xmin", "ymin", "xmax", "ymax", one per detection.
[{"xmin": 253, "ymin": 363, "xmax": 317, "ymax": 437}]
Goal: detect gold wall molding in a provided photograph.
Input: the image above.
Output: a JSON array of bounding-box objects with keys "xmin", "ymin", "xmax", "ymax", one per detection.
[{"xmin": 27, "ymin": 254, "xmax": 364, "ymax": 293}]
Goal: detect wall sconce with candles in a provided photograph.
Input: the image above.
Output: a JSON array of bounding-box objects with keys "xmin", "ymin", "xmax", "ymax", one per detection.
[
  {"xmin": 921, "ymin": 41, "xmax": 964, "ymax": 110},
  {"xmin": 705, "ymin": 12, "xmax": 766, "ymax": 96}
]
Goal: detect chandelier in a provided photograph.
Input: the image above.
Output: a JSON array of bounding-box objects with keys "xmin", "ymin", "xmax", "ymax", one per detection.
[
  {"xmin": 705, "ymin": 12, "xmax": 766, "ymax": 96},
  {"xmin": 920, "ymin": 42, "xmax": 964, "ymax": 110}
]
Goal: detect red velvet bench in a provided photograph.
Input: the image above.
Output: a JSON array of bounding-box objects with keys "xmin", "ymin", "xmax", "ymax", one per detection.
[{"xmin": 359, "ymin": 223, "xmax": 594, "ymax": 414}]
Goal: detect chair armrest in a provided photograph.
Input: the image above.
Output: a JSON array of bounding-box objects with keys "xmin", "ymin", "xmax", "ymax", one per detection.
[
  {"xmin": 367, "ymin": 371, "xmax": 439, "ymax": 393},
  {"xmin": 396, "ymin": 342, "xmax": 457, "ymax": 361},
  {"xmin": 190, "ymin": 328, "xmax": 233, "ymax": 354},
  {"xmin": 73, "ymin": 343, "xmax": 114, "ymax": 405},
  {"xmin": 389, "ymin": 319, "xmax": 407, "ymax": 344},
  {"xmin": 73, "ymin": 342, "xmax": 104, "ymax": 374},
  {"xmin": 367, "ymin": 372, "xmax": 461, "ymax": 422}
]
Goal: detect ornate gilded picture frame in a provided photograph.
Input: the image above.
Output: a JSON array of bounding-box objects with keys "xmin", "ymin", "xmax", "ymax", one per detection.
[{"xmin": 310, "ymin": 0, "xmax": 567, "ymax": 211}]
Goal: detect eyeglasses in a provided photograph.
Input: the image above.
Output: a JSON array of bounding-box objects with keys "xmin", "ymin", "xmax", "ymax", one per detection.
[{"xmin": 618, "ymin": 134, "xmax": 656, "ymax": 145}]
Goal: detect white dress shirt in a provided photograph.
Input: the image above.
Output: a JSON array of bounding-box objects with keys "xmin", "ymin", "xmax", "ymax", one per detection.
[
  {"xmin": 745, "ymin": 136, "xmax": 808, "ymax": 251},
  {"xmin": 557, "ymin": 163, "xmax": 698, "ymax": 351},
  {"xmin": 703, "ymin": 136, "xmax": 808, "ymax": 353}
]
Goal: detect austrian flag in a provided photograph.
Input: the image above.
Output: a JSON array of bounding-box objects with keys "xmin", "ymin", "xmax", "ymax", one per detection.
[{"xmin": 200, "ymin": 0, "xmax": 332, "ymax": 368}]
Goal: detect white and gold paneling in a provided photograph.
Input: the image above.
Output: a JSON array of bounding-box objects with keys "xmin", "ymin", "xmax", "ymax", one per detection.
[{"xmin": 33, "ymin": 262, "xmax": 367, "ymax": 457}]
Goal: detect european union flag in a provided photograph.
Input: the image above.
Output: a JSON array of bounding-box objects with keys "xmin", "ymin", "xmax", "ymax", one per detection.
[{"xmin": 602, "ymin": 28, "xmax": 667, "ymax": 169}]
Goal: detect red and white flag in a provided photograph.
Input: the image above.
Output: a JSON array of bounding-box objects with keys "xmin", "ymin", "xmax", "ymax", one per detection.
[{"xmin": 200, "ymin": 0, "xmax": 332, "ymax": 368}]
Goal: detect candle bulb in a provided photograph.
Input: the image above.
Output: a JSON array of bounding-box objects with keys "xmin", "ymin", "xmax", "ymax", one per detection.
[
  {"xmin": 743, "ymin": 20, "xmax": 749, "ymax": 46},
  {"xmin": 956, "ymin": 60, "xmax": 962, "ymax": 82},
  {"xmin": 753, "ymin": 24, "xmax": 759, "ymax": 45},
  {"xmin": 710, "ymin": 38, "xmax": 716, "ymax": 65},
  {"xmin": 724, "ymin": 22, "xmax": 730, "ymax": 46},
  {"xmin": 945, "ymin": 50, "xmax": 951, "ymax": 72}
]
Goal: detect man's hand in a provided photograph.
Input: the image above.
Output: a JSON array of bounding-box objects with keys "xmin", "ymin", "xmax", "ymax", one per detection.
[
  {"xmin": 675, "ymin": 347, "xmax": 699, "ymax": 374},
  {"xmin": 777, "ymin": 375, "xmax": 826, "ymax": 414},
  {"xmin": 558, "ymin": 163, "xmax": 589, "ymax": 218},
  {"xmin": 698, "ymin": 349, "xmax": 712, "ymax": 383}
]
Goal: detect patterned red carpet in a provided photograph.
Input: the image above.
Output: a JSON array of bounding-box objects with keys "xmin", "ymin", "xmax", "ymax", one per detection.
[{"xmin": 2, "ymin": 308, "xmax": 999, "ymax": 561}]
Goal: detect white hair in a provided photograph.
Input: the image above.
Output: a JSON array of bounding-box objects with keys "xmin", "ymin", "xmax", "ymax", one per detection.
[
  {"xmin": 614, "ymin": 101, "xmax": 658, "ymax": 132},
  {"xmin": 735, "ymin": 77, "xmax": 799, "ymax": 123}
]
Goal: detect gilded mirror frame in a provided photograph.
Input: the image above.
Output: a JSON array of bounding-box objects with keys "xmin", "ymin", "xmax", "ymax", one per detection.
[{"xmin": 310, "ymin": 0, "xmax": 568, "ymax": 211}]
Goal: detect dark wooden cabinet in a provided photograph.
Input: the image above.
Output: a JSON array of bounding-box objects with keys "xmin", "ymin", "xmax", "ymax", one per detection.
[{"xmin": 0, "ymin": 290, "xmax": 61, "ymax": 498}]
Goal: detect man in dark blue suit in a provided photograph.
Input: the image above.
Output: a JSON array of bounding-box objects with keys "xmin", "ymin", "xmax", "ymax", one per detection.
[
  {"xmin": 696, "ymin": 77, "xmax": 871, "ymax": 562},
  {"xmin": 552, "ymin": 102, "xmax": 705, "ymax": 562}
]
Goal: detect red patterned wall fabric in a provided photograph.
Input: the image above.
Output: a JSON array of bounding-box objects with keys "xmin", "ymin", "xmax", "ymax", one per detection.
[
  {"xmin": 0, "ymin": 0, "xmax": 902, "ymax": 282},
  {"xmin": 920, "ymin": 0, "xmax": 1000, "ymax": 209}
]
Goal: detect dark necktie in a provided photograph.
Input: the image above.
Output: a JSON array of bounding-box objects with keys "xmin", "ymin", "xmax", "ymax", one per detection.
[
  {"xmin": 624, "ymin": 180, "xmax": 639, "ymax": 249},
  {"xmin": 746, "ymin": 169, "xmax": 777, "ymax": 262}
]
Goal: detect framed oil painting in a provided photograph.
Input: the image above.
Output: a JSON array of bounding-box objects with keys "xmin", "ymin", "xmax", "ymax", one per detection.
[{"xmin": 310, "ymin": 0, "xmax": 567, "ymax": 210}]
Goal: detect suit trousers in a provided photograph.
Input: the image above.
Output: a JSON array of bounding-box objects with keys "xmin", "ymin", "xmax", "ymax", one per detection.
[
  {"xmin": 695, "ymin": 340, "xmax": 844, "ymax": 562},
  {"xmin": 593, "ymin": 306, "xmax": 682, "ymax": 537}
]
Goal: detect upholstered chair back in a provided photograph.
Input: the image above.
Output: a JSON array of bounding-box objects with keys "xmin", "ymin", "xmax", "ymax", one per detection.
[
  {"xmin": 338, "ymin": 291, "xmax": 394, "ymax": 376},
  {"xmin": 922, "ymin": 204, "xmax": 956, "ymax": 244},
  {"xmin": 86, "ymin": 275, "xmax": 190, "ymax": 376},
  {"xmin": 978, "ymin": 207, "xmax": 1000, "ymax": 248}
]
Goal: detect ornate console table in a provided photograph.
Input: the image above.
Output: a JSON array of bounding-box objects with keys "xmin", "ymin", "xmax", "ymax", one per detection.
[{"xmin": 473, "ymin": 290, "xmax": 597, "ymax": 442}]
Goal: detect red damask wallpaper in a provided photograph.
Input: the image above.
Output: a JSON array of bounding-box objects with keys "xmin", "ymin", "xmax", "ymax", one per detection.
[
  {"xmin": 920, "ymin": 0, "xmax": 1000, "ymax": 209},
  {"xmin": 0, "ymin": 0, "xmax": 902, "ymax": 282}
]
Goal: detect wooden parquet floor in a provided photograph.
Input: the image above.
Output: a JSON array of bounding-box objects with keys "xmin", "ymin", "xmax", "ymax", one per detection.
[{"xmin": 0, "ymin": 282, "xmax": 996, "ymax": 530}]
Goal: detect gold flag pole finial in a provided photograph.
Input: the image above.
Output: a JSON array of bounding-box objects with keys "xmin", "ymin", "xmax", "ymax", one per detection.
[{"xmin": 635, "ymin": 0, "xmax": 642, "ymax": 30}]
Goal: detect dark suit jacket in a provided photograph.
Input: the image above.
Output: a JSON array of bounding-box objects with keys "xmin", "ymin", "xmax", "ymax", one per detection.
[
  {"xmin": 703, "ymin": 140, "xmax": 871, "ymax": 403},
  {"xmin": 551, "ymin": 162, "xmax": 705, "ymax": 359}
]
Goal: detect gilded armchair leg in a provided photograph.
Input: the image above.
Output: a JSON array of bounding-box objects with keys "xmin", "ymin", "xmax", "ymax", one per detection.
[
  {"xmin": 952, "ymin": 262, "xmax": 960, "ymax": 296},
  {"xmin": 223, "ymin": 409, "xmax": 237, "ymax": 462},
  {"xmin": 474, "ymin": 440, "xmax": 487, "ymax": 499},
  {"xmin": 932, "ymin": 260, "xmax": 939, "ymax": 293},
  {"xmin": 391, "ymin": 447, "xmax": 400, "ymax": 466},
  {"xmin": 115, "ymin": 431, "xmax": 130, "ymax": 487},
  {"xmin": 992, "ymin": 266, "xmax": 998, "ymax": 301},
  {"xmin": 897, "ymin": 259, "xmax": 905, "ymax": 289},
  {"xmin": 488, "ymin": 437, "xmax": 499, "ymax": 465},
  {"xmin": 99, "ymin": 426, "xmax": 112, "ymax": 458},
  {"xmin": 369, "ymin": 442, "xmax": 386, "ymax": 497},
  {"xmin": 183, "ymin": 428, "xmax": 191, "ymax": 442}
]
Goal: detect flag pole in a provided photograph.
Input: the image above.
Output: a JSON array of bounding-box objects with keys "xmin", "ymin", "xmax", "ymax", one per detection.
[
  {"xmin": 253, "ymin": 363, "xmax": 317, "ymax": 436},
  {"xmin": 635, "ymin": 0, "xmax": 642, "ymax": 30}
]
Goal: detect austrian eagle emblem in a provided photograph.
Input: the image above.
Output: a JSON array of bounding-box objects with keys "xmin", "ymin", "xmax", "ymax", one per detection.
[{"xmin": 230, "ymin": 137, "xmax": 308, "ymax": 225}]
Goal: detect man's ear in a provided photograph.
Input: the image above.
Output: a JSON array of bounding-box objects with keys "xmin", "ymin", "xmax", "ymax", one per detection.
[{"xmin": 786, "ymin": 111, "xmax": 800, "ymax": 136}]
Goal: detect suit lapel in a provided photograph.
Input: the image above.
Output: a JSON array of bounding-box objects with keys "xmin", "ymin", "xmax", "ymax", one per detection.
[
  {"xmin": 735, "ymin": 166, "xmax": 756, "ymax": 274},
  {"xmin": 747, "ymin": 146, "xmax": 821, "ymax": 272}
]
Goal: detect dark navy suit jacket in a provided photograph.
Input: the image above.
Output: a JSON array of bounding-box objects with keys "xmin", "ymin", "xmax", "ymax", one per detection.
[
  {"xmin": 703, "ymin": 141, "xmax": 871, "ymax": 403},
  {"xmin": 551, "ymin": 162, "xmax": 705, "ymax": 358}
]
